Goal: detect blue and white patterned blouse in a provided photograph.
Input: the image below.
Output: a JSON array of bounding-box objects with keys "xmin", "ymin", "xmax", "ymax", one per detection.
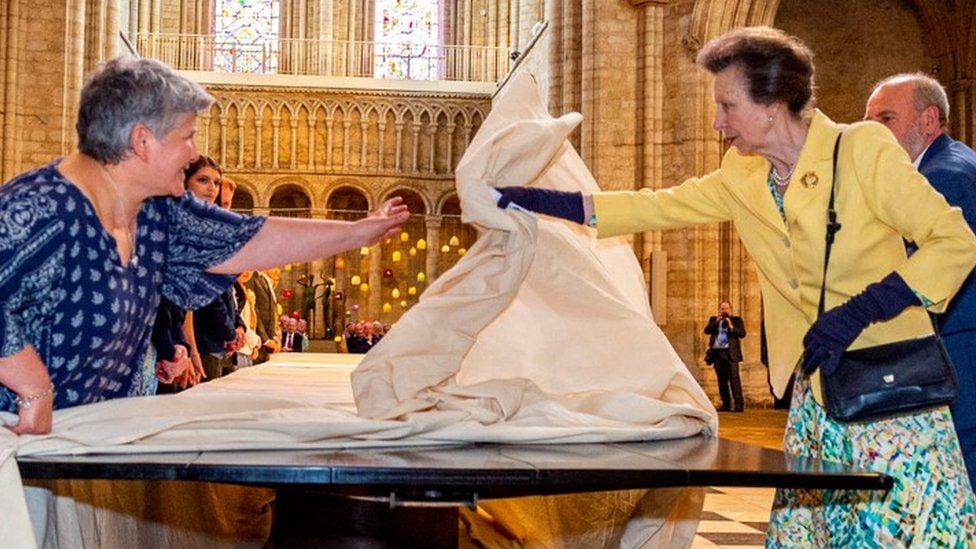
[{"xmin": 0, "ymin": 161, "xmax": 265, "ymax": 411}]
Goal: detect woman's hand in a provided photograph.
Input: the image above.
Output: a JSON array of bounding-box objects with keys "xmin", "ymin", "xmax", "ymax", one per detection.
[
  {"xmin": 174, "ymin": 351, "xmax": 204, "ymax": 388},
  {"xmin": 0, "ymin": 345, "xmax": 54, "ymax": 435},
  {"xmin": 9, "ymin": 386, "xmax": 54, "ymax": 435},
  {"xmin": 801, "ymin": 272, "xmax": 920, "ymax": 376},
  {"xmin": 354, "ymin": 197, "xmax": 410, "ymax": 247},
  {"xmin": 495, "ymin": 187, "xmax": 586, "ymax": 224},
  {"xmin": 155, "ymin": 345, "xmax": 189, "ymax": 384}
]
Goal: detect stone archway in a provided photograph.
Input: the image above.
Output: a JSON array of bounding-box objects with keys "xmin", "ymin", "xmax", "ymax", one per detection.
[
  {"xmin": 269, "ymin": 184, "xmax": 312, "ymax": 218},
  {"xmin": 229, "ymin": 187, "xmax": 255, "ymax": 214}
]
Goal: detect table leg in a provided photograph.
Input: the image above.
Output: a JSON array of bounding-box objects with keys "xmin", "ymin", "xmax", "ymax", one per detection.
[{"xmin": 271, "ymin": 488, "xmax": 459, "ymax": 548}]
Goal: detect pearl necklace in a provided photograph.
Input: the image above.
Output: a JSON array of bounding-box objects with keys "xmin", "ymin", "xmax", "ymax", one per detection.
[
  {"xmin": 770, "ymin": 164, "xmax": 795, "ymax": 187},
  {"xmin": 95, "ymin": 161, "xmax": 139, "ymax": 268}
]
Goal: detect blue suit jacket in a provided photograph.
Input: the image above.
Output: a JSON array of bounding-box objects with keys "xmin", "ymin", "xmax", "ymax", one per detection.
[
  {"xmin": 919, "ymin": 133, "xmax": 976, "ymax": 431},
  {"xmin": 919, "ymin": 134, "xmax": 976, "ymax": 335}
]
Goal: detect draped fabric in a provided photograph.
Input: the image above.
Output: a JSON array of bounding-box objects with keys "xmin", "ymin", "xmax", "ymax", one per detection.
[{"xmin": 352, "ymin": 71, "xmax": 715, "ymax": 441}]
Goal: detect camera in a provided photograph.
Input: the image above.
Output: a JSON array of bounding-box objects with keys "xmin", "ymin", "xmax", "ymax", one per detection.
[{"xmin": 721, "ymin": 312, "xmax": 729, "ymax": 319}]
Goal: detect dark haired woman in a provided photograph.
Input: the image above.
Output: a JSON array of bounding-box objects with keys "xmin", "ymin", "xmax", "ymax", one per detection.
[
  {"xmin": 495, "ymin": 26, "xmax": 976, "ymax": 545},
  {"xmin": 150, "ymin": 155, "xmax": 245, "ymax": 393}
]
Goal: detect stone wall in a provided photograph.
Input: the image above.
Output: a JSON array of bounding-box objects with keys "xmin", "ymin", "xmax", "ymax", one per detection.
[
  {"xmin": 202, "ymin": 87, "xmax": 488, "ymax": 185},
  {"xmin": 776, "ymin": 0, "xmax": 931, "ymax": 124}
]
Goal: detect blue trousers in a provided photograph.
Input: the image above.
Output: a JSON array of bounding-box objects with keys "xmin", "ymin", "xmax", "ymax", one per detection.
[{"xmin": 944, "ymin": 332, "xmax": 976, "ymax": 492}]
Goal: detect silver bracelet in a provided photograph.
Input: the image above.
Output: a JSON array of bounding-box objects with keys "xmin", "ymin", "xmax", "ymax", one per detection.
[{"xmin": 16, "ymin": 383, "xmax": 55, "ymax": 409}]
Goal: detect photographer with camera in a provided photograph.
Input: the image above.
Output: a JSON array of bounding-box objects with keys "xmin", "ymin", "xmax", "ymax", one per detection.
[{"xmin": 704, "ymin": 301, "xmax": 747, "ymax": 412}]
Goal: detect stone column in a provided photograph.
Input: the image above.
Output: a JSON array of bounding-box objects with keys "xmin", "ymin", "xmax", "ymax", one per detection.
[
  {"xmin": 1, "ymin": 0, "xmax": 23, "ymax": 181},
  {"xmin": 424, "ymin": 215, "xmax": 442, "ymax": 281},
  {"xmin": 949, "ymin": 78, "xmax": 973, "ymax": 145},
  {"xmin": 633, "ymin": 2, "xmax": 666, "ymax": 322}
]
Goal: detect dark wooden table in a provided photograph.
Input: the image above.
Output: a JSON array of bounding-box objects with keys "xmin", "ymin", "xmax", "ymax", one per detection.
[{"xmin": 18, "ymin": 435, "xmax": 892, "ymax": 547}]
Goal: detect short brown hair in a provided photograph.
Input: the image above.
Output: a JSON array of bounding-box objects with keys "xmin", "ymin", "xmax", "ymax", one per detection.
[{"xmin": 697, "ymin": 26, "xmax": 816, "ymax": 116}]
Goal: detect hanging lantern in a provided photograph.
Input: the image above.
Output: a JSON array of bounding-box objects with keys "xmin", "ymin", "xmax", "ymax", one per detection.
[
  {"xmin": 392, "ymin": 288, "xmax": 401, "ymax": 299},
  {"xmin": 334, "ymin": 336, "xmax": 343, "ymax": 343},
  {"xmin": 351, "ymin": 303, "xmax": 360, "ymax": 311},
  {"xmin": 345, "ymin": 310, "xmax": 351, "ymax": 316},
  {"xmin": 360, "ymin": 247, "xmax": 370, "ymax": 256},
  {"xmin": 408, "ymin": 286, "xmax": 417, "ymax": 296},
  {"xmin": 440, "ymin": 244, "xmax": 450, "ymax": 253},
  {"xmin": 416, "ymin": 239, "xmax": 427, "ymax": 250},
  {"xmin": 408, "ymin": 247, "xmax": 417, "ymax": 256},
  {"xmin": 283, "ymin": 264, "xmax": 293, "ymax": 272},
  {"xmin": 335, "ymin": 257, "xmax": 346, "ymax": 270},
  {"xmin": 417, "ymin": 272, "xmax": 426, "ymax": 283},
  {"xmin": 276, "ymin": 304, "xmax": 283, "ymax": 315},
  {"xmin": 350, "ymin": 275, "xmax": 362, "ymax": 286},
  {"xmin": 400, "ymin": 300, "xmax": 408, "ymax": 308},
  {"xmin": 359, "ymin": 283, "xmax": 369, "ymax": 292},
  {"xmin": 282, "ymin": 289, "xmax": 294, "ymax": 299},
  {"xmin": 382, "ymin": 302, "xmax": 392, "ymax": 313},
  {"xmin": 400, "ymin": 231, "xmax": 409, "ymax": 242},
  {"xmin": 334, "ymin": 291, "xmax": 345, "ymax": 301},
  {"xmin": 392, "ymin": 251, "xmax": 402, "ymax": 262},
  {"xmin": 383, "ymin": 268, "xmax": 394, "ymax": 279},
  {"xmin": 385, "ymin": 238, "xmax": 392, "ymax": 245},
  {"xmin": 291, "ymin": 311, "xmax": 300, "ymax": 319},
  {"xmin": 449, "ymin": 235, "xmax": 460, "ymax": 246},
  {"xmin": 458, "ymin": 248, "xmax": 467, "ymax": 256}
]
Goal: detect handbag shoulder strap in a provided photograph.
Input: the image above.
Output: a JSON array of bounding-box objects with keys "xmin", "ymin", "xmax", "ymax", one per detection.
[{"xmin": 817, "ymin": 132, "xmax": 845, "ymax": 318}]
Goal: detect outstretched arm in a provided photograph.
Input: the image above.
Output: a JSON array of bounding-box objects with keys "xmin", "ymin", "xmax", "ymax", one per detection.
[{"xmin": 209, "ymin": 197, "xmax": 409, "ymax": 274}]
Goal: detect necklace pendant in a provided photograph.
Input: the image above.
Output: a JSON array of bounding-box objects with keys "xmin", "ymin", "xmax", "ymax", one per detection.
[{"xmin": 800, "ymin": 171, "xmax": 819, "ymax": 188}]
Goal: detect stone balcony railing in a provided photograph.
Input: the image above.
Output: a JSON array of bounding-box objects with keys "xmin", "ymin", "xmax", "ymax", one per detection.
[{"xmin": 137, "ymin": 33, "xmax": 512, "ymax": 83}]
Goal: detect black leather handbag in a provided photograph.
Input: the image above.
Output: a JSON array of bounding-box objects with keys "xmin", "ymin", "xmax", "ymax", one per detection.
[{"xmin": 812, "ymin": 132, "xmax": 958, "ymax": 423}]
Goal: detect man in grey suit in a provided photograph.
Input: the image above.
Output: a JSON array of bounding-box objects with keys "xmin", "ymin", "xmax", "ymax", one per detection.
[{"xmin": 246, "ymin": 270, "xmax": 280, "ymax": 364}]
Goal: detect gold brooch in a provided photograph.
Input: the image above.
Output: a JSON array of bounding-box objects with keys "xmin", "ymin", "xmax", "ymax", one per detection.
[{"xmin": 800, "ymin": 171, "xmax": 819, "ymax": 188}]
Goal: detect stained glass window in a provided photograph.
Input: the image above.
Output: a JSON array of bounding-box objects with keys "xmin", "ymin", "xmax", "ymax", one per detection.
[
  {"xmin": 374, "ymin": 0, "xmax": 440, "ymax": 80},
  {"xmin": 214, "ymin": 0, "xmax": 281, "ymax": 74}
]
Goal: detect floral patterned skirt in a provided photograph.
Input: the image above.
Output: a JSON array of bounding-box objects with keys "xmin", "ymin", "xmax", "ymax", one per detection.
[{"xmin": 767, "ymin": 375, "xmax": 976, "ymax": 548}]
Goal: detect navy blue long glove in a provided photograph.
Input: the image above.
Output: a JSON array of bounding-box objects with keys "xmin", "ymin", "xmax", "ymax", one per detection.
[
  {"xmin": 495, "ymin": 187, "xmax": 586, "ymax": 224},
  {"xmin": 800, "ymin": 272, "xmax": 921, "ymax": 377}
]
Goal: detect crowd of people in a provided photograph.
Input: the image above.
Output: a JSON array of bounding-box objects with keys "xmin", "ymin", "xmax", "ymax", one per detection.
[
  {"xmin": 148, "ymin": 159, "xmax": 316, "ymax": 393},
  {"xmin": 342, "ymin": 320, "xmax": 389, "ymax": 354}
]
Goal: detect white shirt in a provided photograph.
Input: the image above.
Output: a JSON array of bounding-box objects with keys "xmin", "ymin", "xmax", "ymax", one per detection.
[{"xmin": 913, "ymin": 141, "xmax": 934, "ymax": 169}]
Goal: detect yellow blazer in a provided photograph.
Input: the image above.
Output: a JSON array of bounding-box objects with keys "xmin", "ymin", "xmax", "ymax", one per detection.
[{"xmin": 593, "ymin": 110, "xmax": 976, "ymax": 402}]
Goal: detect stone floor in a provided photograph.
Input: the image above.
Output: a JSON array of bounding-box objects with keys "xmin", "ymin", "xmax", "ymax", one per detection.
[{"xmin": 692, "ymin": 408, "xmax": 789, "ymax": 548}]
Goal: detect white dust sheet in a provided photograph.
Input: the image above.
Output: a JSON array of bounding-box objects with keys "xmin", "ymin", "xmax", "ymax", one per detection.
[{"xmin": 0, "ymin": 72, "xmax": 716, "ymax": 548}]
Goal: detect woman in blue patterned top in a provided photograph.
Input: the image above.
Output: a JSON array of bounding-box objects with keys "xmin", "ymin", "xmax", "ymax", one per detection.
[{"xmin": 0, "ymin": 56, "xmax": 409, "ymax": 435}]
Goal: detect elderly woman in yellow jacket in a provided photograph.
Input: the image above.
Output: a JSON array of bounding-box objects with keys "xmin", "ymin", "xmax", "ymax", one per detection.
[{"xmin": 497, "ymin": 26, "xmax": 976, "ymax": 546}]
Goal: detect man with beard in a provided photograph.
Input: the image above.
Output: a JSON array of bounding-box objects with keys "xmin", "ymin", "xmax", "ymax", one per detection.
[{"xmin": 867, "ymin": 73, "xmax": 976, "ymax": 490}]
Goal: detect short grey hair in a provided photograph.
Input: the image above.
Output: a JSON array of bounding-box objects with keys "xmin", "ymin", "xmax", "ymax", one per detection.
[
  {"xmin": 76, "ymin": 56, "xmax": 213, "ymax": 163},
  {"xmin": 873, "ymin": 72, "xmax": 950, "ymax": 127}
]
